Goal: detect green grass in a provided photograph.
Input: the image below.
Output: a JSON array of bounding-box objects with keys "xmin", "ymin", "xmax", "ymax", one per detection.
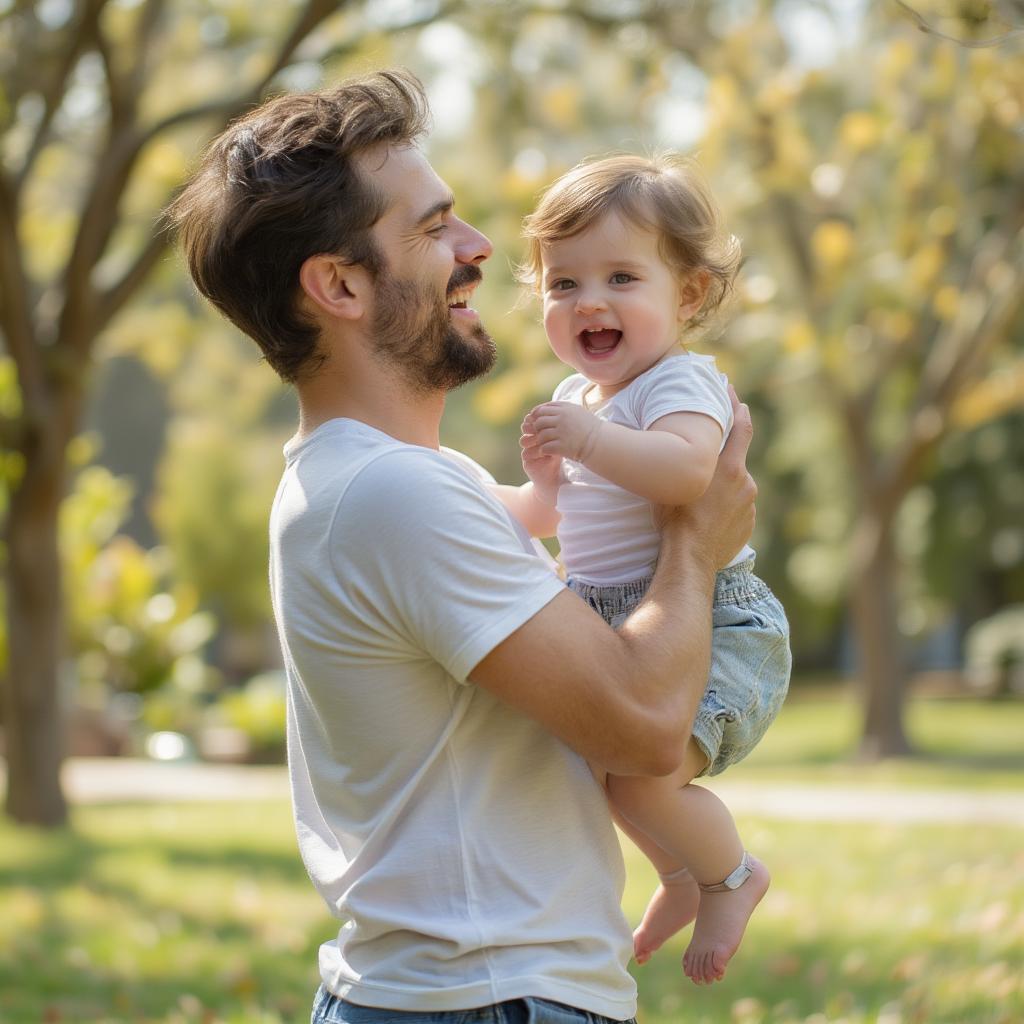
[
  {"xmin": 622, "ymin": 823, "xmax": 1024, "ymax": 1024},
  {"xmin": 725, "ymin": 689, "xmax": 1024, "ymax": 788},
  {"xmin": 2, "ymin": 801, "xmax": 1021, "ymax": 1023},
  {"xmin": 2, "ymin": 695, "xmax": 1023, "ymax": 1023},
  {"xmin": 0, "ymin": 802, "xmax": 324, "ymax": 1024}
]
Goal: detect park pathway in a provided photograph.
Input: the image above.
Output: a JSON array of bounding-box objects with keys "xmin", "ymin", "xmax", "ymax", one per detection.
[{"xmin": 22, "ymin": 758, "xmax": 1023, "ymax": 827}]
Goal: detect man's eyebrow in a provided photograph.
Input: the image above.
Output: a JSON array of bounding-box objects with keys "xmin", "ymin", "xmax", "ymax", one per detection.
[{"xmin": 414, "ymin": 194, "xmax": 455, "ymax": 227}]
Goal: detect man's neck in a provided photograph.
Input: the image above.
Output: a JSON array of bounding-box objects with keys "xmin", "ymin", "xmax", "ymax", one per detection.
[{"xmin": 295, "ymin": 368, "xmax": 445, "ymax": 450}]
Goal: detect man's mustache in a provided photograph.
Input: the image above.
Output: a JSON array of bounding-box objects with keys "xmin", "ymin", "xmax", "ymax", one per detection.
[{"xmin": 447, "ymin": 264, "xmax": 482, "ymax": 295}]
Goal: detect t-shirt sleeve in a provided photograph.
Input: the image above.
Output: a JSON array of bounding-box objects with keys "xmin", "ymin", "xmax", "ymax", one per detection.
[
  {"xmin": 553, "ymin": 373, "xmax": 586, "ymax": 403},
  {"xmin": 633, "ymin": 358, "xmax": 733, "ymax": 434},
  {"xmin": 329, "ymin": 449, "xmax": 566, "ymax": 684}
]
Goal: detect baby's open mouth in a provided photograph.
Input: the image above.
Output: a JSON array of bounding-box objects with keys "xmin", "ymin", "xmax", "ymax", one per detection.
[{"xmin": 579, "ymin": 328, "xmax": 622, "ymax": 354}]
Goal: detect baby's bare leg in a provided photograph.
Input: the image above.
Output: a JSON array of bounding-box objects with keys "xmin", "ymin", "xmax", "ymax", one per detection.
[
  {"xmin": 607, "ymin": 741, "xmax": 769, "ymax": 983},
  {"xmin": 611, "ymin": 806, "xmax": 700, "ymax": 964}
]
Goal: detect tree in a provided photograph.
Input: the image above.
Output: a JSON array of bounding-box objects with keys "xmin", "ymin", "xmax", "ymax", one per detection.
[
  {"xmin": 453, "ymin": 1, "xmax": 1024, "ymax": 756},
  {"xmin": 0, "ymin": 0, "xmax": 454, "ymax": 826},
  {"xmin": 736, "ymin": 21, "xmax": 1020, "ymax": 756}
]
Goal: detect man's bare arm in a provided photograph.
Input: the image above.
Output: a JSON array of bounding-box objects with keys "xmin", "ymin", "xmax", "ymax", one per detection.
[{"xmin": 471, "ymin": 396, "xmax": 756, "ymax": 777}]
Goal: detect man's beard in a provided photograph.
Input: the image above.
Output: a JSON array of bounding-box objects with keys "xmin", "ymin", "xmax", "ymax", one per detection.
[{"xmin": 370, "ymin": 265, "xmax": 496, "ymax": 393}]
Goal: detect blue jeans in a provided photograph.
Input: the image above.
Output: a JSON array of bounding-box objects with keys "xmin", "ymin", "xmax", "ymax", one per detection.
[{"xmin": 310, "ymin": 988, "xmax": 637, "ymax": 1024}]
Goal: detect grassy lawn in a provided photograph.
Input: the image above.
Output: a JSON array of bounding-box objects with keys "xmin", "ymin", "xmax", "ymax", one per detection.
[
  {"xmin": 723, "ymin": 689, "xmax": 1024, "ymax": 789},
  {"xmin": 3, "ymin": 801, "xmax": 1022, "ymax": 1024},
  {"xmin": 2, "ymin": 694, "xmax": 1022, "ymax": 1023}
]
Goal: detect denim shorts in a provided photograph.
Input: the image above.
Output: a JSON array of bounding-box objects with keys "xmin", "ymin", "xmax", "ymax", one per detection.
[
  {"xmin": 310, "ymin": 987, "xmax": 637, "ymax": 1024},
  {"xmin": 570, "ymin": 558, "xmax": 791, "ymax": 777}
]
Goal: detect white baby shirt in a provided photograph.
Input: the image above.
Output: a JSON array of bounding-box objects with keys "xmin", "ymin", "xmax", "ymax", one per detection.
[{"xmin": 554, "ymin": 352, "xmax": 755, "ymax": 585}]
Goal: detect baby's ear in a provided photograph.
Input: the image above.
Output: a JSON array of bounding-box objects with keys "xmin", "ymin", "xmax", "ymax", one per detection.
[{"xmin": 678, "ymin": 270, "xmax": 710, "ymax": 322}]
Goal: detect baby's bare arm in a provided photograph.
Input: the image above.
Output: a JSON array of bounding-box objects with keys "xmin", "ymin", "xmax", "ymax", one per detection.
[
  {"xmin": 585, "ymin": 411, "xmax": 722, "ymax": 506},
  {"xmin": 488, "ymin": 482, "xmax": 561, "ymax": 539},
  {"xmin": 525, "ymin": 401, "xmax": 723, "ymax": 506}
]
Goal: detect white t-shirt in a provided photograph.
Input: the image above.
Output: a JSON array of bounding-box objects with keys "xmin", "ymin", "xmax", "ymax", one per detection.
[
  {"xmin": 555, "ymin": 352, "xmax": 755, "ymax": 585},
  {"xmin": 269, "ymin": 418, "xmax": 637, "ymax": 1019}
]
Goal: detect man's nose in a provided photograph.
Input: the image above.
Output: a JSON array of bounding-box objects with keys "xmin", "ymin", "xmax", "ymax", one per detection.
[{"xmin": 454, "ymin": 219, "xmax": 492, "ymax": 264}]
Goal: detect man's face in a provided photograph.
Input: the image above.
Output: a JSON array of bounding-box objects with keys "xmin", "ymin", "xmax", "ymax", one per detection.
[{"xmin": 356, "ymin": 145, "xmax": 496, "ymax": 392}]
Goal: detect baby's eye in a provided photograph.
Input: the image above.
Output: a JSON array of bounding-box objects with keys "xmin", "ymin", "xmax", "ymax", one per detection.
[
  {"xmin": 549, "ymin": 278, "xmax": 576, "ymax": 291},
  {"xmin": 610, "ymin": 272, "xmax": 635, "ymax": 285}
]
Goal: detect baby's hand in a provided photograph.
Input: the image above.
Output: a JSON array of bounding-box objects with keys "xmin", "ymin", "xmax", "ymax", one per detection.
[
  {"xmin": 522, "ymin": 402, "xmax": 603, "ymax": 463},
  {"xmin": 520, "ymin": 408, "xmax": 565, "ymax": 504},
  {"xmin": 520, "ymin": 443, "xmax": 563, "ymax": 505}
]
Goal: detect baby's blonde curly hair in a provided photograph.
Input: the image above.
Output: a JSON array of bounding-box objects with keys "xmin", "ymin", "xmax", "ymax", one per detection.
[{"xmin": 518, "ymin": 154, "xmax": 741, "ymax": 331}]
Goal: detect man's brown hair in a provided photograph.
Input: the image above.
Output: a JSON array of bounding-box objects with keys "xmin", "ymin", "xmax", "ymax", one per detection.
[
  {"xmin": 168, "ymin": 68, "xmax": 429, "ymax": 382},
  {"xmin": 519, "ymin": 154, "xmax": 741, "ymax": 332}
]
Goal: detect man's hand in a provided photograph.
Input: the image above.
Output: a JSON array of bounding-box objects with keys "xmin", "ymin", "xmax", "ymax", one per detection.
[
  {"xmin": 522, "ymin": 401, "xmax": 603, "ymax": 463},
  {"xmin": 661, "ymin": 387, "xmax": 756, "ymax": 569}
]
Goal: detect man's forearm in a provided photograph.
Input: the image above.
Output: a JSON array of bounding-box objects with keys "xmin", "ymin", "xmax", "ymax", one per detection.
[{"xmin": 613, "ymin": 527, "xmax": 717, "ymax": 756}]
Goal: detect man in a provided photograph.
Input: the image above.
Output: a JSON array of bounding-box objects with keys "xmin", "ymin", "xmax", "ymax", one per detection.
[{"xmin": 170, "ymin": 69, "xmax": 756, "ymax": 1024}]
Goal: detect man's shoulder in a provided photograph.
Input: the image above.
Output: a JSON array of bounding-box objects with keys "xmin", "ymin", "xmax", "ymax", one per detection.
[
  {"xmin": 326, "ymin": 446, "xmax": 493, "ymax": 535},
  {"xmin": 274, "ymin": 425, "xmax": 494, "ymax": 547}
]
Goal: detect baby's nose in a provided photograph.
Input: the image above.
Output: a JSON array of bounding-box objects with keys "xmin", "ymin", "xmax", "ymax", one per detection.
[{"xmin": 575, "ymin": 291, "xmax": 607, "ymax": 314}]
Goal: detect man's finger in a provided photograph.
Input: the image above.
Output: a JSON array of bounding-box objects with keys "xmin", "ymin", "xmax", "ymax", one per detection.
[{"xmin": 720, "ymin": 400, "xmax": 753, "ymax": 465}]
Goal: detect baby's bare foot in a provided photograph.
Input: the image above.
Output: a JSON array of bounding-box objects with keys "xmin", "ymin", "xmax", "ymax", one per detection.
[
  {"xmin": 633, "ymin": 872, "xmax": 700, "ymax": 965},
  {"xmin": 683, "ymin": 854, "xmax": 770, "ymax": 984}
]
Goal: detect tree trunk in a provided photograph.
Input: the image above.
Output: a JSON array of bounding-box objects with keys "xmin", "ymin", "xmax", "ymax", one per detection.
[
  {"xmin": 2, "ymin": 426, "xmax": 68, "ymax": 826},
  {"xmin": 849, "ymin": 511, "xmax": 912, "ymax": 759}
]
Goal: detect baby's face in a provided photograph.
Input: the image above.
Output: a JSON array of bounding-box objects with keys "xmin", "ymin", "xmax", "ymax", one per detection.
[{"xmin": 540, "ymin": 211, "xmax": 690, "ymax": 397}]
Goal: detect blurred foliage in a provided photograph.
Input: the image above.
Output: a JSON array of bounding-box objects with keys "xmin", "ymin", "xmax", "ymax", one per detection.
[
  {"xmin": 61, "ymin": 461, "xmax": 217, "ymax": 698},
  {"xmin": 2, "ymin": 0, "xmax": 1023, "ymax": 766},
  {"xmin": 214, "ymin": 672, "xmax": 287, "ymax": 761},
  {"xmin": 964, "ymin": 605, "xmax": 1024, "ymax": 697},
  {"xmin": 415, "ymin": 3, "xmax": 1024, "ymax": 680}
]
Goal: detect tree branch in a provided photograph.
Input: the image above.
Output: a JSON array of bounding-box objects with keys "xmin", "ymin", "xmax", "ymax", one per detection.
[
  {"xmin": 260, "ymin": 0, "xmax": 347, "ymax": 85},
  {"xmin": 127, "ymin": 0, "xmax": 169, "ymax": 100},
  {"xmin": 15, "ymin": 0, "xmax": 110, "ymax": 189},
  {"xmin": 55, "ymin": 0, "xmax": 351, "ymax": 362},
  {"xmin": 878, "ymin": 222, "xmax": 1024, "ymax": 517},
  {"xmin": 314, "ymin": 0, "xmax": 462, "ymax": 64},
  {"xmin": 921, "ymin": 214, "xmax": 1024, "ymax": 410},
  {"xmin": 0, "ymin": 170, "xmax": 46, "ymax": 424},
  {"xmin": 93, "ymin": 11, "xmax": 131, "ymax": 131},
  {"xmin": 891, "ymin": 0, "xmax": 1024, "ymax": 48},
  {"xmin": 93, "ymin": 223, "xmax": 174, "ymax": 335}
]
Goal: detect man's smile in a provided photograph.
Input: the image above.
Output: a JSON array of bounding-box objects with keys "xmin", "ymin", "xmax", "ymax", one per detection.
[{"xmin": 447, "ymin": 264, "xmax": 483, "ymax": 317}]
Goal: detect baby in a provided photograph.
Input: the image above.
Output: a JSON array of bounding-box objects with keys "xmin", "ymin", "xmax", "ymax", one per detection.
[{"xmin": 494, "ymin": 155, "xmax": 791, "ymax": 985}]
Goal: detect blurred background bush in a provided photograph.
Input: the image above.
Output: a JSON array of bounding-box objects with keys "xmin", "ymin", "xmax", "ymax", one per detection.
[{"xmin": 1, "ymin": 0, "xmax": 1022, "ymax": 827}]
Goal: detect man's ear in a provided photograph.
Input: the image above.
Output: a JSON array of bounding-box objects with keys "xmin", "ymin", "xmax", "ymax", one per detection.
[
  {"xmin": 299, "ymin": 254, "xmax": 370, "ymax": 322},
  {"xmin": 678, "ymin": 269, "xmax": 710, "ymax": 322}
]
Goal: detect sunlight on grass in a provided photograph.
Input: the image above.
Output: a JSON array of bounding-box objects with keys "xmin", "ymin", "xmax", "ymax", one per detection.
[
  {"xmin": 3, "ymin": 799, "xmax": 1022, "ymax": 1023},
  {"xmin": 725, "ymin": 691, "xmax": 1024, "ymax": 788},
  {"xmin": 622, "ymin": 819, "xmax": 1024, "ymax": 1024},
  {"xmin": 0, "ymin": 802, "xmax": 328, "ymax": 1024},
  {"xmin": 2, "ymin": 694, "xmax": 1023, "ymax": 1023}
]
